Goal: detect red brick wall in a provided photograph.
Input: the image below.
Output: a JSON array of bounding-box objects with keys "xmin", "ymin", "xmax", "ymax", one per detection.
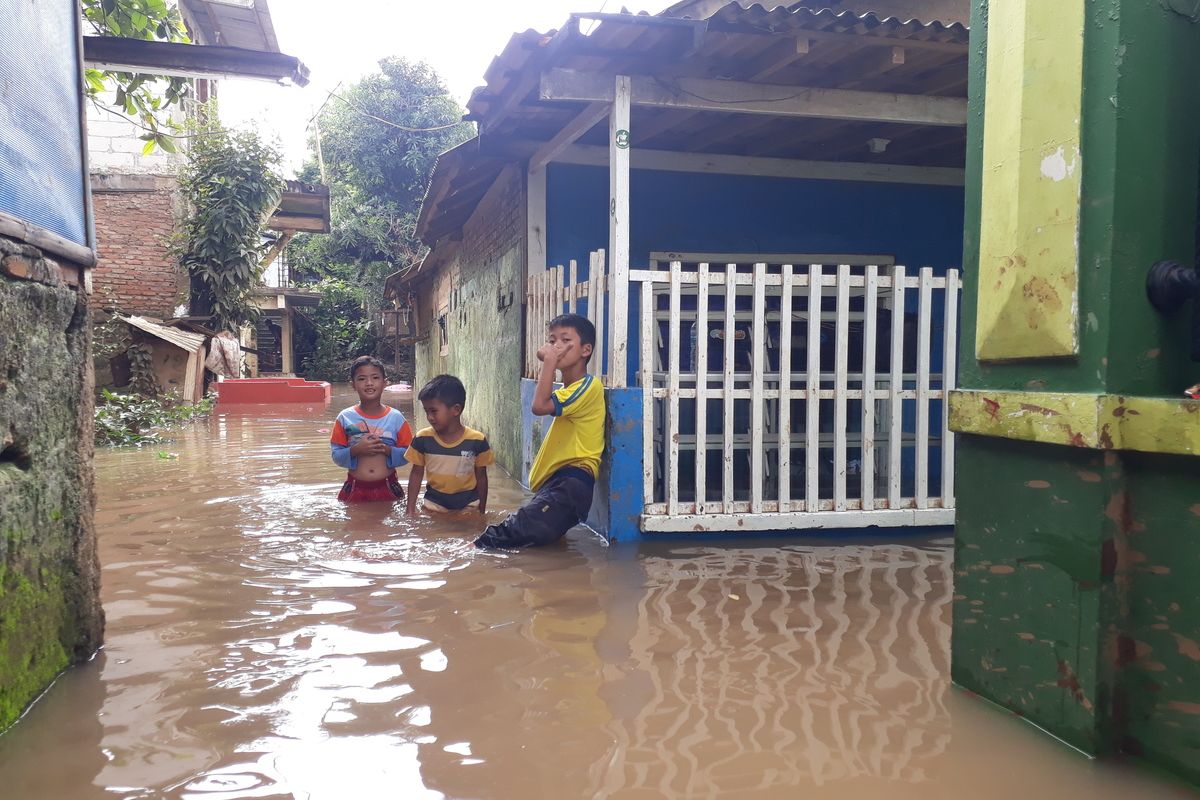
[{"xmin": 90, "ymin": 174, "xmax": 183, "ymax": 319}]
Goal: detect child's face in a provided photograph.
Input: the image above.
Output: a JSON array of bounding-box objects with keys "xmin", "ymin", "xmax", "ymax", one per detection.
[
  {"xmin": 422, "ymin": 399, "xmax": 462, "ymax": 434},
  {"xmin": 547, "ymin": 325, "xmax": 592, "ymax": 370},
  {"xmin": 352, "ymin": 366, "xmax": 385, "ymax": 403}
]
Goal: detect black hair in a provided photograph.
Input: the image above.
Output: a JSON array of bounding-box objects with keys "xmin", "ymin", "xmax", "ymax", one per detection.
[
  {"xmin": 548, "ymin": 313, "xmax": 596, "ymax": 362},
  {"xmin": 349, "ymin": 355, "xmax": 387, "ymax": 381},
  {"xmin": 418, "ymin": 374, "xmax": 466, "ymax": 408}
]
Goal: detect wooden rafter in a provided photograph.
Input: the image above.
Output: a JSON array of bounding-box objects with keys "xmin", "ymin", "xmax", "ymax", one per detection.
[{"xmin": 540, "ymin": 69, "xmax": 968, "ymax": 127}]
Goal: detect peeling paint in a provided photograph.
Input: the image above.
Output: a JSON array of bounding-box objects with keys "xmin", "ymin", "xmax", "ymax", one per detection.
[
  {"xmin": 1039, "ymin": 146, "xmax": 1078, "ymax": 182},
  {"xmin": 1172, "ymin": 635, "xmax": 1200, "ymax": 662}
]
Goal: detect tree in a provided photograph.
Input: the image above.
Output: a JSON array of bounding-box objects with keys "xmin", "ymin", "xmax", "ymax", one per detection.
[
  {"xmin": 81, "ymin": 0, "xmax": 191, "ymax": 152},
  {"xmin": 177, "ymin": 122, "xmax": 284, "ymax": 330},
  {"xmin": 289, "ymin": 58, "xmax": 472, "ymax": 373}
]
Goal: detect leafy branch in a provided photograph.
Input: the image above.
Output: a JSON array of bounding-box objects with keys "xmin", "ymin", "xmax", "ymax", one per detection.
[
  {"xmin": 82, "ymin": 0, "xmax": 191, "ymax": 152},
  {"xmin": 177, "ymin": 120, "xmax": 284, "ymax": 330}
]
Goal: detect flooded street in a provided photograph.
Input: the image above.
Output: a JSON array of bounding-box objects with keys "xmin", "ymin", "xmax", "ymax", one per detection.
[{"xmin": 0, "ymin": 389, "xmax": 1193, "ymax": 799}]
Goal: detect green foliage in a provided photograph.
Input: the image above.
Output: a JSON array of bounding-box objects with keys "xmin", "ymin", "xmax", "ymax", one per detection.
[
  {"xmin": 94, "ymin": 389, "xmax": 215, "ymax": 447},
  {"xmin": 298, "ymin": 278, "xmax": 377, "ymax": 382},
  {"xmin": 287, "ymin": 58, "xmax": 471, "ymax": 374},
  {"xmin": 128, "ymin": 341, "xmax": 157, "ymax": 396},
  {"xmin": 177, "ymin": 122, "xmax": 284, "ymax": 329},
  {"xmin": 82, "ymin": 0, "xmax": 190, "ymax": 152}
]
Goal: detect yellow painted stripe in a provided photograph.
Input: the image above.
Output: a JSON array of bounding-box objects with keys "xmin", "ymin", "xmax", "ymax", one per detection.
[
  {"xmin": 950, "ymin": 390, "xmax": 1200, "ymax": 456},
  {"xmin": 976, "ymin": 0, "xmax": 1084, "ymax": 361}
]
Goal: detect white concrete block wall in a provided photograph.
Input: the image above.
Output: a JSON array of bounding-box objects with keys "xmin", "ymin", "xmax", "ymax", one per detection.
[{"xmin": 86, "ymin": 102, "xmax": 186, "ymax": 176}]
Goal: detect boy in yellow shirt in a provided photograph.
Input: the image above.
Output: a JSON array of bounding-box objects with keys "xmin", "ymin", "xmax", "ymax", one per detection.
[
  {"xmin": 474, "ymin": 314, "xmax": 605, "ymax": 548},
  {"xmin": 405, "ymin": 374, "xmax": 494, "ymax": 514}
]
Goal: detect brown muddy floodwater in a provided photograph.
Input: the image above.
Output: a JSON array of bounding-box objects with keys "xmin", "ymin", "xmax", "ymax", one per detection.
[{"xmin": 0, "ymin": 388, "xmax": 1195, "ymax": 799}]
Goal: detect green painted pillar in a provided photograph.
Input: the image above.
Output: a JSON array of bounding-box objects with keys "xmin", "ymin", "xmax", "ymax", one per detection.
[{"xmin": 952, "ymin": 0, "xmax": 1200, "ymax": 783}]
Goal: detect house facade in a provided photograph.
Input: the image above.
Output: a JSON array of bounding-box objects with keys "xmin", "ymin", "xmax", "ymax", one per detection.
[{"xmin": 394, "ymin": 2, "xmax": 969, "ymax": 541}]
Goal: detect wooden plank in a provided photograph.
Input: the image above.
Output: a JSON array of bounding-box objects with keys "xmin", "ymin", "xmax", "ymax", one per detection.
[
  {"xmin": 529, "ymin": 101, "xmax": 609, "ymax": 172},
  {"xmin": 592, "ymin": 251, "xmax": 607, "ymax": 380},
  {"xmin": 778, "ymin": 264, "xmax": 794, "ymax": 512},
  {"xmin": 608, "ymin": 76, "xmax": 632, "ymax": 388},
  {"xmin": 641, "ymin": 507, "xmax": 957, "ymax": 533},
  {"xmin": 941, "ymin": 270, "xmax": 959, "ymax": 509},
  {"xmin": 695, "ymin": 262, "xmax": 710, "ymax": 514},
  {"xmin": 526, "ymin": 167, "xmax": 547, "ymax": 278},
  {"xmin": 723, "ymin": 264, "xmax": 736, "ymax": 513},
  {"xmin": 82, "ymin": 36, "xmax": 309, "ymax": 85},
  {"xmin": 585, "ymin": 253, "xmax": 597, "ymax": 342},
  {"xmin": 861, "ymin": 264, "xmax": 879, "ymax": 510},
  {"xmin": 537, "ymin": 144, "xmax": 966, "ymax": 187},
  {"xmin": 889, "ymin": 266, "xmax": 906, "ymax": 509},
  {"xmin": 916, "ymin": 267, "xmax": 933, "ymax": 509},
  {"xmin": 641, "ymin": 279, "xmax": 655, "ymax": 508},
  {"xmin": 805, "ymin": 264, "xmax": 823, "ymax": 512},
  {"xmin": 833, "ymin": 263, "xmax": 851, "ymax": 512},
  {"xmin": 568, "ymin": 260, "xmax": 578, "ymax": 313},
  {"xmin": 556, "ymin": 264, "xmax": 566, "ymax": 320},
  {"xmin": 540, "ymin": 69, "xmax": 969, "ymax": 127},
  {"xmin": 750, "ymin": 262, "xmax": 766, "ymax": 514}
]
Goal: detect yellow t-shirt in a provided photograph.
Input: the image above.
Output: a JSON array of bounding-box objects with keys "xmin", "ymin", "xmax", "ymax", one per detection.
[
  {"xmin": 406, "ymin": 426, "xmax": 494, "ymax": 510},
  {"xmin": 529, "ymin": 375, "xmax": 606, "ymax": 491}
]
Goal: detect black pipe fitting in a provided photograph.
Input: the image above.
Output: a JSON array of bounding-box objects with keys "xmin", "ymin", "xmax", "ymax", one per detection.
[{"xmin": 1145, "ymin": 259, "xmax": 1200, "ymax": 361}]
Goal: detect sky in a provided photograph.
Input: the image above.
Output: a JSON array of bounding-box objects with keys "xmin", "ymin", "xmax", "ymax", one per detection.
[{"xmin": 219, "ymin": 0, "xmax": 673, "ymax": 176}]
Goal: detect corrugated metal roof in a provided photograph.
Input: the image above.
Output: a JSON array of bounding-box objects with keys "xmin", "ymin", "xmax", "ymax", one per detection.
[
  {"xmin": 465, "ymin": 4, "xmax": 967, "ymax": 129},
  {"xmin": 706, "ymin": 3, "xmax": 968, "ymax": 39},
  {"xmin": 413, "ymin": 1, "xmax": 969, "ymax": 271},
  {"xmin": 121, "ymin": 315, "xmax": 207, "ymax": 353}
]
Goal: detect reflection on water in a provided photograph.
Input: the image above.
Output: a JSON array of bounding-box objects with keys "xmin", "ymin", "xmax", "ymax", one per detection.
[{"xmin": 0, "ymin": 389, "xmax": 1193, "ymax": 799}]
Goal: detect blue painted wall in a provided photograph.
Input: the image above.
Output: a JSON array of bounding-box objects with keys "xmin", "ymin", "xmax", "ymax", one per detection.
[{"xmin": 546, "ymin": 164, "xmax": 965, "ymax": 279}]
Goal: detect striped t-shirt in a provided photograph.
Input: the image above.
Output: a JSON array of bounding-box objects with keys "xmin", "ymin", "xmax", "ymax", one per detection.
[{"xmin": 406, "ymin": 426, "xmax": 494, "ymax": 510}]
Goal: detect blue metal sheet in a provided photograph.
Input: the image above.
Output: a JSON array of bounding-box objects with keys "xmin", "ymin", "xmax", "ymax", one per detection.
[{"xmin": 0, "ymin": 0, "xmax": 88, "ymax": 246}]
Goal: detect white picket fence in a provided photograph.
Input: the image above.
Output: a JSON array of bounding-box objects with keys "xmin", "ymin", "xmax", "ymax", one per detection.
[
  {"xmin": 526, "ymin": 254, "xmax": 961, "ymax": 533},
  {"xmin": 524, "ymin": 250, "xmax": 609, "ymax": 381}
]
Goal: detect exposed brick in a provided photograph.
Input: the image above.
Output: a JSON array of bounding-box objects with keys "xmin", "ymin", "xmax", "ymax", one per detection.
[
  {"xmin": 89, "ymin": 181, "xmax": 184, "ymax": 318},
  {"xmin": 2, "ymin": 255, "xmax": 31, "ymax": 279}
]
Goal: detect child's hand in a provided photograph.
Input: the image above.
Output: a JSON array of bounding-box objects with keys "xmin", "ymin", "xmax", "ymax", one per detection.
[{"xmin": 536, "ymin": 344, "xmax": 560, "ymax": 364}]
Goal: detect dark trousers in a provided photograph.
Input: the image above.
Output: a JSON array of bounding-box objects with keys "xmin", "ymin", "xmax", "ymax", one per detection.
[{"xmin": 474, "ymin": 467, "xmax": 594, "ymax": 548}]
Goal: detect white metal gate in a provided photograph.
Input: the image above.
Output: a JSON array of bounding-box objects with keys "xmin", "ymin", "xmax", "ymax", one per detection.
[{"xmin": 634, "ymin": 259, "xmax": 959, "ymax": 532}]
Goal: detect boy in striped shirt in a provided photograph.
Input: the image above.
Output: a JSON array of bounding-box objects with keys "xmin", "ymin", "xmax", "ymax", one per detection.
[{"xmin": 405, "ymin": 374, "xmax": 493, "ymax": 514}]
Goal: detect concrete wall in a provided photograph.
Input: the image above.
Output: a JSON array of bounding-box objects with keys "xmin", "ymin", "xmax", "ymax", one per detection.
[
  {"xmin": 86, "ymin": 105, "xmax": 186, "ymax": 176},
  {"xmin": 0, "ymin": 236, "xmax": 103, "ymax": 731},
  {"xmin": 414, "ymin": 166, "xmax": 527, "ymax": 476},
  {"xmin": 90, "ymin": 173, "xmax": 184, "ymax": 318}
]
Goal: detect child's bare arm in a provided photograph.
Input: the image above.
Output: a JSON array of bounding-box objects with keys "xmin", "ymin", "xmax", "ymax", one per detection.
[
  {"xmin": 531, "ymin": 345, "xmax": 560, "ymax": 416},
  {"xmin": 475, "ymin": 467, "xmax": 488, "ymax": 513},
  {"xmin": 406, "ymin": 465, "xmax": 424, "ymax": 515}
]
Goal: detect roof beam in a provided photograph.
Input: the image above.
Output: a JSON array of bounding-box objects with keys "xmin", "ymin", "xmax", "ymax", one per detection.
[
  {"xmin": 529, "ymin": 101, "xmax": 610, "ymax": 173},
  {"xmin": 540, "ymin": 68, "xmax": 967, "ymax": 127},
  {"xmin": 83, "ymin": 37, "xmax": 309, "ymax": 85},
  {"xmin": 550, "ymin": 143, "xmax": 964, "ymax": 186}
]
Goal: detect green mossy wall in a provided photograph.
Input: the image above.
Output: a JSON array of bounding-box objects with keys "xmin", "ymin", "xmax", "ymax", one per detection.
[{"xmin": 0, "ymin": 243, "xmax": 103, "ymax": 731}]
